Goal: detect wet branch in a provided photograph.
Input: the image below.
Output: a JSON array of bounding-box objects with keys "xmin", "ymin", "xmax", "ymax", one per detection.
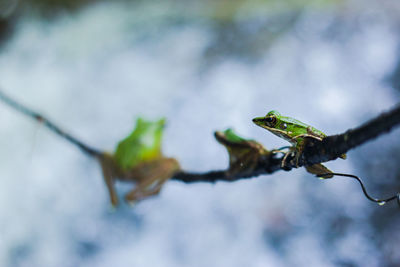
[{"xmin": 1, "ymin": 89, "xmax": 400, "ymax": 184}]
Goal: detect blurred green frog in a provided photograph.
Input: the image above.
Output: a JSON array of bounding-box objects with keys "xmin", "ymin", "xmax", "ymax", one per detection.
[{"xmin": 99, "ymin": 118, "xmax": 180, "ymax": 206}]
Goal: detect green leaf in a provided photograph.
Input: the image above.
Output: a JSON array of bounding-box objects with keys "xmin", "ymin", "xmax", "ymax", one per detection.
[{"xmin": 114, "ymin": 117, "xmax": 166, "ymax": 171}]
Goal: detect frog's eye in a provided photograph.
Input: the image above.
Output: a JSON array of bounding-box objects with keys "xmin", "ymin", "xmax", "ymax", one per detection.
[{"xmin": 265, "ymin": 116, "xmax": 276, "ymax": 126}]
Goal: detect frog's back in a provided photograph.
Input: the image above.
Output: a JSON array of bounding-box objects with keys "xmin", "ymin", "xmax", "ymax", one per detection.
[
  {"xmin": 282, "ymin": 115, "xmax": 326, "ymax": 138},
  {"xmin": 283, "ymin": 115, "xmax": 346, "ymax": 158}
]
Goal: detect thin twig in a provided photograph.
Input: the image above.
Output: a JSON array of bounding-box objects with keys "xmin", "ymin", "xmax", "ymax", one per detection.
[{"xmin": 0, "ymin": 89, "xmax": 102, "ymax": 157}]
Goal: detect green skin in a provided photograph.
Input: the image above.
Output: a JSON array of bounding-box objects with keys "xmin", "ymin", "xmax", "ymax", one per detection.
[
  {"xmin": 252, "ymin": 110, "xmax": 344, "ymax": 172},
  {"xmin": 252, "ymin": 110, "xmax": 326, "ymax": 147}
]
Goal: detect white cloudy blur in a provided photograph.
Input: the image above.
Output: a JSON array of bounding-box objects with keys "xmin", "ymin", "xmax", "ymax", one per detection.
[{"xmin": 0, "ymin": 1, "xmax": 400, "ymax": 266}]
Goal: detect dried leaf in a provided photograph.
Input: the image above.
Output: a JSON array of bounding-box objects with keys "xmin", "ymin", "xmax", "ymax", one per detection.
[
  {"xmin": 215, "ymin": 128, "xmax": 269, "ymax": 175},
  {"xmin": 305, "ymin": 163, "xmax": 333, "ymax": 178}
]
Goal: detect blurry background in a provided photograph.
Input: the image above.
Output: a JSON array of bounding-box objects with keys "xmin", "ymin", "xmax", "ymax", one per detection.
[{"xmin": 0, "ymin": 0, "xmax": 400, "ymax": 266}]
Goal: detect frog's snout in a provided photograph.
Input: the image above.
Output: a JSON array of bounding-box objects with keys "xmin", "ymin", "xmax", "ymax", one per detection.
[{"xmin": 252, "ymin": 117, "xmax": 265, "ymax": 124}]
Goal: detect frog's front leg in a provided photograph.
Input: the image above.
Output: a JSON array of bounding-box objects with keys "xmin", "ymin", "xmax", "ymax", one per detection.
[
  {"xmin": 271, "ymin": 146, "xmax": 292, "ymax": 168},
  {"xmin": 277, "ymin": 139, "xmax": 306, "ymax": 168},
  {"xmin": 280, "ymin": 142, "xmax": 309, "ymax": 168},
  {"xmin": 281, "ymin": 146, "xmax": 296, "ymax": 168}
]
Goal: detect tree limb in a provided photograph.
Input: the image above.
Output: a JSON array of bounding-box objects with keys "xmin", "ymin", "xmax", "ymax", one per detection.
[{"xmin": 301, "ymin": 105, "xmax": 400, "ymax": 165}]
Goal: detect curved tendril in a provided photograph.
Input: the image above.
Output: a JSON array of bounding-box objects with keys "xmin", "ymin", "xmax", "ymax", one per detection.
[
  {"xmin": 316, "ymin": 172, "xmax": 400, "ymax": 207},
  {"xmin": 397, "ymin": 193, "xmax": 400, "ymax": 206}
]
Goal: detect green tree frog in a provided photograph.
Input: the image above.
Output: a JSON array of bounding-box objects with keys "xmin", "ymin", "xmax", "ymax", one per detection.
[{"xmin": 252, "ymin": 110, "xmax": 346, "ymax": 176}]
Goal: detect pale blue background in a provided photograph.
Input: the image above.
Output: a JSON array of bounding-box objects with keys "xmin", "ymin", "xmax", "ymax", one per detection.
[{"xmin": 0, "ymin": 1, "xmax": 400, "ymax": 266}]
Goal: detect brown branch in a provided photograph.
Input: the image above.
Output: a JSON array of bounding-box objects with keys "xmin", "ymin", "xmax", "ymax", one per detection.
[
  {"xmin": 173, "ymin": 153, "xmax": 281, "ymax": 183},
  {"xmin": 301, "ymin": 104, "xmax": 400, "ymax": 165}
]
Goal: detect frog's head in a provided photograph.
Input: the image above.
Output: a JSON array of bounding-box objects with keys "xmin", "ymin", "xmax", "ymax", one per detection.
[{"xmin": 252, "ymin": 110, "xmax": 281, "ymax": 130}]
